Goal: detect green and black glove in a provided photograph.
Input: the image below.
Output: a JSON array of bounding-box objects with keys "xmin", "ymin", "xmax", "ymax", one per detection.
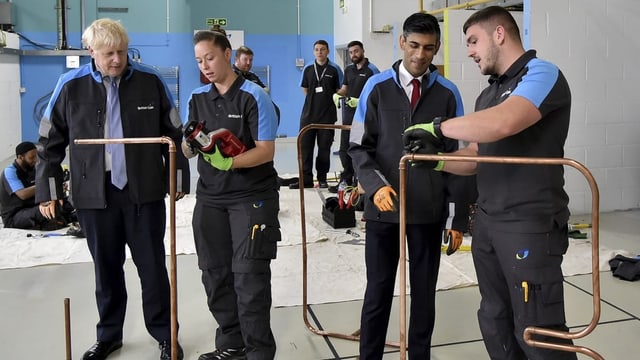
[
  {"xmin": 201, "ymin": 145, "xmax": 233, "ymax": 171},
  {"xmin": 345, "ymin": 97, "xmax": 359, "ymax": 108},
  {"xmin": 332, "ymin": 93, "xmax": 344, "ymax": 108},
  {"xmin": 402, "ymin": 117, "xmax": 447, "ymax": 170}
]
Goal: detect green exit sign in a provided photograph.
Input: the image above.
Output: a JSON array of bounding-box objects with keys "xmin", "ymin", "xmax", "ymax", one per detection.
[{"xmin": 206, "ymin": 18, "xmax": 228, "ymax": 26}]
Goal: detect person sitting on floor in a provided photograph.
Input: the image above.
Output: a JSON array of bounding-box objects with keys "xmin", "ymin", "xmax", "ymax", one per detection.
[{"xmin": 0, "ymin": 141, "xmax": 75, "ymax": 231}]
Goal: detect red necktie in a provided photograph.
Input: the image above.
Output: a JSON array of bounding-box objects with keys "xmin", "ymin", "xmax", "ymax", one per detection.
[{"xmin": 410, "ymin": 78, "xmax": 420, "ymax": 109}]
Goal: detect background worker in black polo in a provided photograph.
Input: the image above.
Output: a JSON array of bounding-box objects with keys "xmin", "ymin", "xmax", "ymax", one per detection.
[
  {"xmin": 292, "ymin": 39, "xmax": 343, "ymax": 189},
  {"xmin": 233, "ymin": 45, "xmax": 268, "ymax": 91},
  {"xmin": 331, "ymin": 40, "xmax": 379, "ymax": 191}
]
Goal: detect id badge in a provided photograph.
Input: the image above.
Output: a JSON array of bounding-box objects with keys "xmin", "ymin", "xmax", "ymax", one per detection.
[{"xmin": 315, "ymin": 86, "xmax": 323, "ymax": 93}]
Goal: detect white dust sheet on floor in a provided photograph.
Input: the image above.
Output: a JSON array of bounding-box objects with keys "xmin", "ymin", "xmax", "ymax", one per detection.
[{"xmin": 0, "ymin": 191, "xmax": 622, "ymax": 307}]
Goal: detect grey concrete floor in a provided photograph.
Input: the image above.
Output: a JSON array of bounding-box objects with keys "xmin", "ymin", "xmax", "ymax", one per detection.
[{"xmin": 1, "ymin": 138, "xmax": 639, "ymax": 359}]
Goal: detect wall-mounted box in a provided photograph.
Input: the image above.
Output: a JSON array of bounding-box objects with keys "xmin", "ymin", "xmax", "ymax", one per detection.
[{"xmin": 0, "ymin": 2, "xmax": 15, "ymax": 31}]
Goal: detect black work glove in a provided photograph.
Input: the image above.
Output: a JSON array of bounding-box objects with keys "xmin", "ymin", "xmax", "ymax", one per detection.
[{"xmin": 402, "ymin": 117, "xmax": 447, "ymax": 170}]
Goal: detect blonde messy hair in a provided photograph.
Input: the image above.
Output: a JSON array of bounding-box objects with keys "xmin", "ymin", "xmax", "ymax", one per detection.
[{"xmin": 82, "ymin": 18, "xmax": 129, "ymax": 50}]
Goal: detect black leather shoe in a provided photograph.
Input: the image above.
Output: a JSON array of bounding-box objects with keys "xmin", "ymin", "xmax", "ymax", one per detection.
[
  {"xmin": 159, "ymin": 340, "xmax": 184, "ymax": 360},
  {"xmin": 288, "ymin": 181, "xmax": 313, "ymax": 189},
  {"xmin": 277, "ymin": 176, "xmax": 298, "ymax": 187},
  {"xmin": 82, "ymin": 340, "xmax": 123, "ymax": 360},
  {"xmin": 318, "ymin": 181, "xmax": 329, "ymax": 189}
]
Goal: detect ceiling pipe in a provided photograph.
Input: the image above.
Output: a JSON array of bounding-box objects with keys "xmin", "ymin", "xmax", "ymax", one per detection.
[
  {"xmin": 56, "ymin": 0, "xmax": 68, "ymax": 50},
  {"xmin": 427, "ymin": 0, "xmax": 502, "ymax": 16},
  {"xmin": 166, "ymin": 0, "xmax": 170, "ymax": 33},
  {"xmin": 297, "ymin": 0, "xmax": 301, "ymax": 58},
  {"xmin": 80, "ymin": 0, "xmax": 85, "ymax": 36}
]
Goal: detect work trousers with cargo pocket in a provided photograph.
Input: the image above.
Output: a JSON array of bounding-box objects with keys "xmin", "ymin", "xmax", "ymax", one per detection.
[
  {"xmin": 192, "ymin": 194, "xmax": 280, "ymax": 360},
  {"xmin": 472, "ymin": 208, "xmax": 577, "ymax": 360}
]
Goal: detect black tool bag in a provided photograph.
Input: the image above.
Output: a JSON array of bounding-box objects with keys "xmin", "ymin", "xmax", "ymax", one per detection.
[{"xmin": 608, "ymin": 254, "xmax": 640, "ymax": 281}]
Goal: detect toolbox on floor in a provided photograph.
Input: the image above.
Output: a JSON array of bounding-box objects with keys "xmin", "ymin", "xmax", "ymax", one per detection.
[{"xmin": 322, "ymin": 196, "xmax": 356, "ymax": 229}]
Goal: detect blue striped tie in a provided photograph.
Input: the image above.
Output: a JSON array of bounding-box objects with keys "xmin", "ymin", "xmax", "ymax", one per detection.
[{"xmin": 107, "ymin": 78, "xmax": 128, "ymax": 189}]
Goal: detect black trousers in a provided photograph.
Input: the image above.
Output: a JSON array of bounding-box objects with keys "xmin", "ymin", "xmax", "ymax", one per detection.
[
  {"xmin": 338, "ymin": 108, "xmax": 355, "ymax": 184},
  {"xmin": 77, "ymin": 183, "xmax": 171, "ymax": 343},
  {"xmin": 192, "ymin": 195, "xmax": 279, "ymax": 359},
  {"xmin": 472, "ymin": 209, "xmax": 577, "ymax": 360},
  {"xmin": 9, "ymin": 205, "xmax": 44, "ymax": 229},
  {"xmin": 300, "ymin": 125, "xmax": 334, "ymax": 183},
  {"xmin": 359, "ymin": 220, "xmax": 441, "ymax": 360}
]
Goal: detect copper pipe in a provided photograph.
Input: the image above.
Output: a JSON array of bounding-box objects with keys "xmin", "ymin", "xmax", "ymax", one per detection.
[
  {"xmin": 427, "ymin": 0, "xmax": 496, "ymax": 16},
  {"xmin": 64, "ymin": 297, "xmax": 71, "ymax": 360},
  {"xmin": 297, "ymin": 124, "xmax": 368, "ymax": 342},
  {"xmin": 398, "ymin": 153, "xmax": 602, "ymax": 360},
  {"xmin": 296, "ymin": 124, "xmax": 401, "ymax": 343},
  {"xmin": 74, "ymin": 137, "xmax": 179, "ymax": 360}
]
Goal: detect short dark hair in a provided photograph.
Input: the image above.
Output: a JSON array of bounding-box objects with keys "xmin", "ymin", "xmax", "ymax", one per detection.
[
  {"xmin": 15, "ymin": 141, "xmax": 36, "ymax": 156},
  {"xmin": 347, "ymin": 40, "xmax": 363, "ymax": 49},
  {"xmin": 193, "ymin": 30, "xmax": 232, "ymax": 51},
  {"xmin": 314, "ymin": 39, "xmax": 329, "ymax": 48},
  {"xmin": 235, "ymin": 46, "xmax": 254, "ymax": 59},
  {"xmin": 463, "ymin": 6, "xmax": 521, "ymax": 41},
  {"xmin": 402, "ymin": 12, "xmax": 441, "ymax": 42}
]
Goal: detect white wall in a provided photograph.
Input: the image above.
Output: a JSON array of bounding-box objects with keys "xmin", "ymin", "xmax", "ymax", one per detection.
[
  {"xmin": 333, "ymin": 0, "xmax": 417, "ymax": 70},
  {"xmin": 530, "ymin": 0, "xmax": 640, "ymax": 213},
  {"xmin": 0, "ymin": 32, "xmax": 22, "ymax": 161}
]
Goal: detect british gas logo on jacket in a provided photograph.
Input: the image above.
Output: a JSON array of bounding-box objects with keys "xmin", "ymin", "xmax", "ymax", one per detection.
[
  {"xmin": 228, "ymin": 114, "xmax": 243, "ymax": 119},
  {"xmin": 516, "ymin": 249, "xmax": 529, "ymax": 260},
  {"xmin": 137, "ymin": 104, "xmax": 155, "ymax": 110}
]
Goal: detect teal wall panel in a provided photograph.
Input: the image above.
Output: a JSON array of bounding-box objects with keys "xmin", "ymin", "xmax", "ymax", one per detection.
[{"xmin": 187, "ymin": 0, "xmax": 321, "ymax": 35}]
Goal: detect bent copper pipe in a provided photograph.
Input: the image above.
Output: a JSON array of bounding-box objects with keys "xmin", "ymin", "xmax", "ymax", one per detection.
[
  {"xmin": 296, "ymin": 124, "xmax": 400, "ymax": 344},
  {"xmin": 75, "ymin": 137, "xmax": 179, "ymax": 360},
  {"xmin": 65, "ymin": 297, "xmax": 71, "ymax": 360},
  {"xmin": 399, "ymin": 153, "xmax": 603, "ymax": 360}
]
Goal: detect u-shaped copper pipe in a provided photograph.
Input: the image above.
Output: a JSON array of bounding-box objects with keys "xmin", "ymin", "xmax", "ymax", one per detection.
[
  {"xmin": 399, "ymin": 153, "xmax": 603, "ymax": 360},
  {"xmin": 75, "ymin": 137, "xmax": 179, "ymax": 360},
  {"xmin": 296, "ymin": 124, "xmax": 374, "ymax": 342},
  {"xmin": 294, "ymin": 125, "xmax": 604, "ymax": 359}
]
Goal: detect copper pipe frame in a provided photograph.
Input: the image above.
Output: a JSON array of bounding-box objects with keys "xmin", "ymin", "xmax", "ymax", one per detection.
[
  {"xmin": 398, "ymin": 153, "xmax": 603, "ymax": 360},
  {"xmin": 64, "ymin": 297, "xmax": 71, "ymax": 360},
  {"xmin": 296, "ymin": 124, "xmax": 400, "ymax": 346},
  {"xmin": 74, "ymin": 137, "xmax": 179, "ymax": 360}
]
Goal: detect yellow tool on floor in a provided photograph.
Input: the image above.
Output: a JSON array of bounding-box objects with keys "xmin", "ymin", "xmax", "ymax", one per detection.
[
  {"xmin": 441, "ymin": 245, "xmax": 471, "ymax": 252},
  {"xmin": 568, "ymin": 223, "xmax": 591, "ymax": 231}
]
